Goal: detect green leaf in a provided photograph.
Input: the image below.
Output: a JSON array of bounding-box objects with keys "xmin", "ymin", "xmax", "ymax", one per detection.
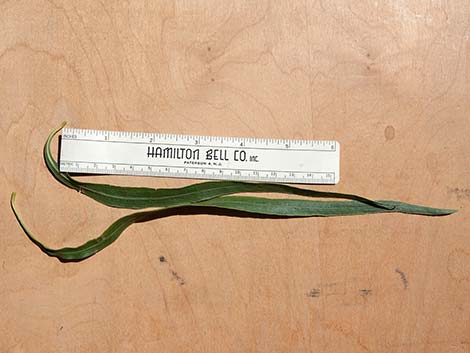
[
  {"xmin": 196, "ymin": 196, "xmax": 456, "ymax": 217},
  {"xmin": 11, "ymin": 124, "xmax": 454, "ymax": 262},
  {"xmin": 47, "ymin": 123, "xmax": 393, "ymax": 210},
  {"xmin": 11, "ymin": 193, "xmax": 455, "ymax": 262},
  {"xmin": 10, "ymin": 192, "xmax": 148, "ymax": 261}
]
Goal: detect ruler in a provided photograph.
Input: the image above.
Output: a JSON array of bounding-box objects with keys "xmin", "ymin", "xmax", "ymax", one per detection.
[{"xmin": 59, "ymin": 128, "xmax": 340, "ymax": 184}]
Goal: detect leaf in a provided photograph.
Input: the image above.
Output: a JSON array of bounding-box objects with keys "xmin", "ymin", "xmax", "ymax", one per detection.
[
  {"xmin": 10, "ymin": 193, "xmax": 456, "ymax": 262},
  {"xmin": 48, "ymin": 123, "xmax": 392, "ymax": 210},
  {"xmin": 196, "ymin": 196, "xmax": 456, "ymax": 217},
  {"xmin": 10, "ymin": 192, "xmax": 149, "ymax": 261},
  {"xmin": 11, "ymin": 124, "xmax": 455, "ymax": 262}
]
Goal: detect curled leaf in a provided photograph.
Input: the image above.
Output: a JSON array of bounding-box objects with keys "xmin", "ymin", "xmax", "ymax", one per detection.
[
  {"xmin": 11, "ymin": 193, "xmax": 455, "ymax": 261},
  {"xmin": 10, "ymin": 124, "xmax": 455, "ymax": 262}
]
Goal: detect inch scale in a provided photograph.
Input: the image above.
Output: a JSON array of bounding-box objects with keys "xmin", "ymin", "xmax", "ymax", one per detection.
[{"xmin": 59, "ymin": 128, "xmax": 340, "ymax": 184}]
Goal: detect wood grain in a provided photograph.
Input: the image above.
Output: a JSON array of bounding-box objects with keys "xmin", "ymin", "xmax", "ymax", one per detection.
[{"xmin": 1, "ymin": 1, "xmax": 469, "ymax": 352}]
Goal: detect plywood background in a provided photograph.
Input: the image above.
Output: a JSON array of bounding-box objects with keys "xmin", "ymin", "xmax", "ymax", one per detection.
[{"xmin": 1, "ymin": 1, "xmax": 469, "ymax": 352}]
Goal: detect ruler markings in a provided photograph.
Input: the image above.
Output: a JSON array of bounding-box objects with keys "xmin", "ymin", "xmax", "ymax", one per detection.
[
  {"xmin": 61, "ymin": 137, "xmax": 336, "ymax": 152},
  {"xmin": 60, "ymin": 159, "xmax": 335, "ymax": 175},
  {"xmin": 63, "ymin": 128, "xmax": 336, "ymax": 147},
  {"xmin": 59, "ymin": 167, "xmax": 333, "ymax": 184}
]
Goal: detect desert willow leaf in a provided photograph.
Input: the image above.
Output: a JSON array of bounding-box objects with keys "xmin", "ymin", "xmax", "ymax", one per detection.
[
  {"xmin": 11, "ymin": 193, "xmax": 455, "ymax": 262},
  {"xmin": 47, "ymin": 123, "xmax": 392, "ymax": 210}
]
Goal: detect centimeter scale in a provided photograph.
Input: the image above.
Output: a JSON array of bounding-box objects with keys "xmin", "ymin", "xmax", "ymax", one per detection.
[{"xmin": 59, "ymin": 128, "xmax": 340, "ymax": 184}]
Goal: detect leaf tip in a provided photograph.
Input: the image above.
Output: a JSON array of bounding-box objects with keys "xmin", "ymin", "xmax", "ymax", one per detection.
[{"xmin": 429, "ymin": 207, "xmax": 458, "ymax": 216}]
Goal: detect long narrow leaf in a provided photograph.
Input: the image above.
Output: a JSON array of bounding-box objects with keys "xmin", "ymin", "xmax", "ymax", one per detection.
[
  {"xmin": 48, "ymin": 123, "xmax": 392, "ymax": 209},
  {"xmin": 196, "ymin": 196, "xmax": 456, "ymax": 217},
  {"xmin": 11, "ymin": 193, "xmax": 455, "ymax": 262},
  {"xmin": 12, "ymin": 124, "xmax": 454, "ymax": 262}
]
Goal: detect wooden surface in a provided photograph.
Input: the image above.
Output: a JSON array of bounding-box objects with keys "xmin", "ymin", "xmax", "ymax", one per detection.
[{"xmin": 1, "ymin": 1, "xmax": 469, "ymax": 352}]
